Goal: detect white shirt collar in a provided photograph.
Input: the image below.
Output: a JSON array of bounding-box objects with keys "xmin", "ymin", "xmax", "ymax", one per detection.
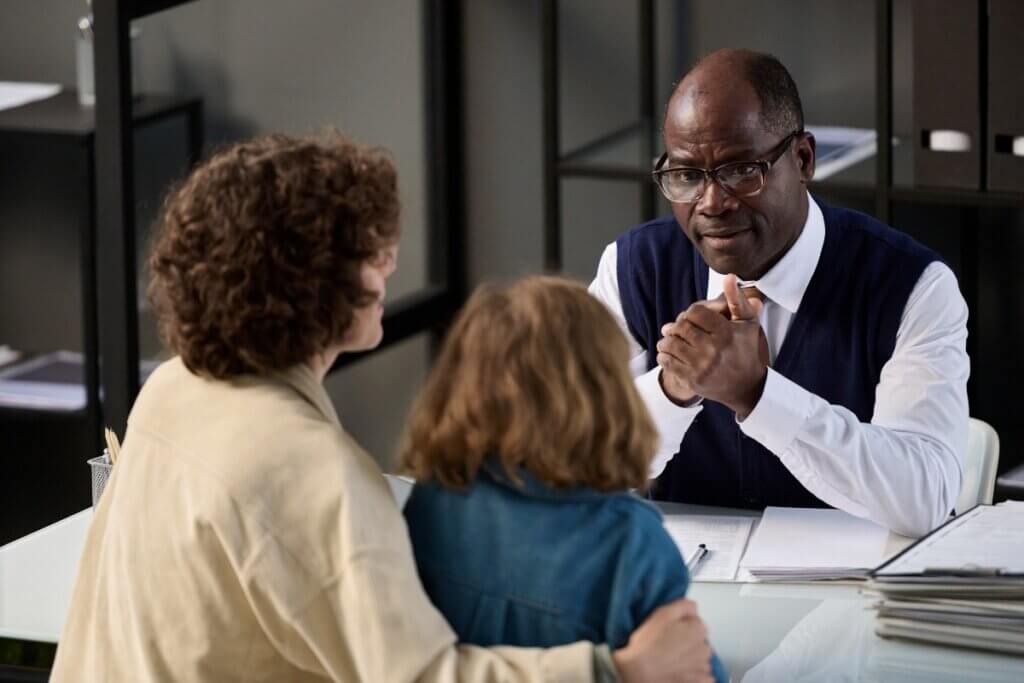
[{"xmin": 706, "ymin": 192, "xmax": 825, "ymax": 314}]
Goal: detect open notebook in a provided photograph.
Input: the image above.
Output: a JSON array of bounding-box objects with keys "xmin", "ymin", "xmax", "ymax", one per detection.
[
  {"xmin": 664, "ymin": 506, "xmax": 891, "ymax": 582},
  {"xmin": 663, "ymin": 515, "xmax": 757, "ymax": 581}
]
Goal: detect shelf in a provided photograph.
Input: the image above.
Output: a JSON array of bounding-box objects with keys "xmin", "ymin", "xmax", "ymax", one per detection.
[
  {"xmin": 0, "ymin": 91, "xmax": 201, "ymax": 138},
  {"xmin": 807, "ymin": 181, "xmax": 878, "ymax": 205},
  {"xmin": 129, "ymin": 0, "xmax": 197, "ymax": 20},
  {"xmin": 556, "ymin": 119, "xmax": 882, "ymax": 189},
  {"xmin": 559, "ymin": 119, "xmax": 659, "ymax": 175},
  {"xmin": 555, "ymin": 121, "xmax": 1024, "ymax": 211},
  {"xmin": 889, "ymin": 186, "xmax": 1024, "ymax": 209},
  {"xmin": 0, "ymin": 351, "xmax": 160, "ymax": 415}
]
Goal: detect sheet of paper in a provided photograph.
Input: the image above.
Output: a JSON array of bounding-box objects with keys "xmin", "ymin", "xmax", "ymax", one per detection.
[
  {"xmin": 806, "ymin": 124, "xmax": 877, "ymax": 179},
  {"xmin": 0, "ymin": 351, "xmax": 163, "ymax": 412},
  {"xmin": 877, "ymin": 502, "xmax": 1024, "ymax": 575},
  {"xmin": 741, "ymin": 507, "xmax": 889, "ymax": 571},
  {"xmin": 663, "ymin": 515, "xmax": 756, "ymax": 582},
  {"xmin": 0, "ymin": 82, "xmax": 61, "ymax": 111},
  {"xmin": 0, "ymin": 346, "xmax": 18, "ymax": 367}
]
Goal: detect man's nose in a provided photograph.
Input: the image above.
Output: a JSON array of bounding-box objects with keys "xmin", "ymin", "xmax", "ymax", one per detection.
[{"xmin": 695, "ymin": 175, "xmax": 736, "ymax": 215}]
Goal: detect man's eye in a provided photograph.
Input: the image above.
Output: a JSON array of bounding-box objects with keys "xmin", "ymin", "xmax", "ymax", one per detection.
[
  {"xmin": 669, "ymin": 169, "xmax": 705, "ymax": 184},
  {"xmin": 721, "ymin": 163, "xmax": 760, "ymax": 180}
]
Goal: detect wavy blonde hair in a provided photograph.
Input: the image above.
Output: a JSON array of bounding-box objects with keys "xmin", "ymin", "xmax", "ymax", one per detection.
[{"xmin": 400, "ymin": 275, "xmax": 657, "ymax": 491}]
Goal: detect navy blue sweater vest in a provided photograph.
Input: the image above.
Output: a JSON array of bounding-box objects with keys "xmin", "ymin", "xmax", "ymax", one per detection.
[{"xmin": 616, "ymin": 200, "xmax": 940, "ymax": 509}]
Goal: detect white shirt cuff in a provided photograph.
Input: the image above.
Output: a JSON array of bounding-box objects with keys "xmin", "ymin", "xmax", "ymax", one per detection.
[
  {"xmin": 637, "ymin": 367, "xmax": 703, "ymax": 420},
  {"xmin": 738, "ymin": 368, "xmax": 814, "ymax": 457},
  {"xmin": 636, "ymin": 368, "xmax": 703, "ymax": 478}
]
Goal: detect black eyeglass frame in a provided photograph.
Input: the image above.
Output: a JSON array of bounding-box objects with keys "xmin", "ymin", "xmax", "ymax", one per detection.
[{"xmin": 652, "ymin": 130, "xmax": 804, "ymax": 203}]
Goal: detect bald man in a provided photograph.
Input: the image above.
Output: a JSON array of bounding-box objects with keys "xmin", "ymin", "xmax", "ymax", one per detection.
[{"xmin": 589, "ymin": 49, "xmax": 969, "ymax": 538}]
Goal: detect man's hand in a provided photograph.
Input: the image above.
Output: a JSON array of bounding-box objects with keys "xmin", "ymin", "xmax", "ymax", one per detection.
[
  {"xmin": 612, "ymin": 599, "xmax": 713, "ymax": 683},
  {"xmin": 656, "ymin": 274, "xmax": 767, "ymax": 419}
]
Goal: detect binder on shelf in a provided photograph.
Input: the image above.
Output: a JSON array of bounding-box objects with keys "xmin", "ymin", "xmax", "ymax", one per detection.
[
  {"xmin": 988, "ymin": 0, "xmax": 1024, "ymax": 193},
  {"xmin": 912, "ymin": 1, "xmax": 981, "ymax": 190}
]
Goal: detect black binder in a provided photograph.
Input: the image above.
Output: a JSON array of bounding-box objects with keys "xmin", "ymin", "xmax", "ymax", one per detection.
[
  {"xmin": 988, "ymin": 0, "xmax": 1024, "ymax": 192},
  {"xmin": 912, "ymin": 0, "xmax": 981, "ymax": 190}
]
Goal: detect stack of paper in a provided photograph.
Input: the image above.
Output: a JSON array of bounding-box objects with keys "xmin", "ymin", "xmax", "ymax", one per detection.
[
  {"xmin": 0, "ymin": 81, "xmax": 61, "ymax": 111},
  {"xmin": 0, "ymin": 351, "xmax": 162, "ymax": 412},
  {"xmin": 739, "ymin": 507, "xmax": 890, "ymax": 582},
  {"xmin": 869, "ymin": 501, "xmax": 1024, "ymax": 656},
  {"xmin": 805, "ymin": 125, "xmax": 877, "ymax": 180},
  {"xmin": 0, "ymin": 351, "xmax": 89, "ymax": 411}
]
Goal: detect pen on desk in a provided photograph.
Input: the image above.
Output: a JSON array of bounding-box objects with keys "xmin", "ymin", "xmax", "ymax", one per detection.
[{"xmin": 685, "ymin": 544, "xmax": 709, "ymax": 575}]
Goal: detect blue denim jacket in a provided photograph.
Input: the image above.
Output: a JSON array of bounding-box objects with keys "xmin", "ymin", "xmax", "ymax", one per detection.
[{"xmin": 405, "ymin": 464, "xmax": 727, "ymax": 682}]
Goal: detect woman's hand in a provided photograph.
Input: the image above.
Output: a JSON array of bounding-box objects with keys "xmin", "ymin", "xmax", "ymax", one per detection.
[{"xmin": 612, "ymin": 598, "xmax": 714, "ymax": 683}]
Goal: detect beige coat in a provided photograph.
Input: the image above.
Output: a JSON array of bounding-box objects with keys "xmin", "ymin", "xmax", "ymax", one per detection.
[{"xmin": 51, "ymin": 358, "xmax": 596, "ymax": 682}]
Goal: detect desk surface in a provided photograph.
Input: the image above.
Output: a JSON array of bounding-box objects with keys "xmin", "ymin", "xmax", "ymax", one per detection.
[
  {"xmin": 2, "ymin": 503, "xmax": 1022, "ymax": 680},
  {"xmin": 0, "ymin": 508, "xmax": 90, "ymax": 643}
]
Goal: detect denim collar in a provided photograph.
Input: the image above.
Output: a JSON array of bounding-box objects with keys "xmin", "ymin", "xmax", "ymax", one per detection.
[{"xmin": 480, "ymin": 459, "xmax": 627, "ymax": 503}]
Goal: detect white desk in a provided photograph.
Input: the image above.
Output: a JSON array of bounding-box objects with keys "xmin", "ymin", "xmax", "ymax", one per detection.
[
  {"xmin": 2, "ymin": 504, "xmax": 1022, "ymax": 680},
  {"xmin": 0, "ymin": 508, "xmax": 90, "ymax": 643},
  {"xmin": 691, "ymin": 581, "xmax": 1023, "ymax": 681}
]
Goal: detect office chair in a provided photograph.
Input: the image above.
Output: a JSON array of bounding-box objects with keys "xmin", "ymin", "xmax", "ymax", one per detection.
[{"xmin": 956, "ymin": 418, "xmax": 1000, "ymax": 513}]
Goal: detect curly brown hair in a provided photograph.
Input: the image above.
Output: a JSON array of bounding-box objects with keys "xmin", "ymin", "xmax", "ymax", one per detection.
[
  {"xmin": 400, "ymin": 276, "xmax": 658, "ymax": 492},
  {"xmin": 147, "ymin": 131, "xmax": 399, "ymax": 379}
]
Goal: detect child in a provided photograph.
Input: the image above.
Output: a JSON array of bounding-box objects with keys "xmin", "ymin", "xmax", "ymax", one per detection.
[{"xmin": 401, "ymin": 275, "xmax": 727, "ymax": 682}]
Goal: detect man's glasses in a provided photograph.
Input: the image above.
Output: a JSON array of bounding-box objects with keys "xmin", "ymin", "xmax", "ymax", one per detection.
[{"xmin": 652, "ymin": 131, "xmax": 802, "ymax": 204}]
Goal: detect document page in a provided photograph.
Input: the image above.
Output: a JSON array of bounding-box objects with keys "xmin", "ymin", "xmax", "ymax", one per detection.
[
  {"xmin": 0, "ymin": 82, "xmax": 61, "ymax": 111},
  {"xmin": 663, "ymin": 515, "xmax": 756, "ymax": 582},
  {"xmin": 877, "ymin": 502, "xmax": 1024, "ymax": 576},
  {"xmin": 741, "ymin": 507, "xmax": 889, "ymax": 579}
]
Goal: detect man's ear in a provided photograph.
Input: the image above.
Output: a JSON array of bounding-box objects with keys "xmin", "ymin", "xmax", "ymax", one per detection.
[{"xmin": 796, "ymin": 132, "xmax": 816, "ymax": 183}]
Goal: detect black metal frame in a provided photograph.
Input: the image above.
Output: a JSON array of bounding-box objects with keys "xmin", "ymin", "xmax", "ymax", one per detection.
[
  {"xmin": 336, "ymin": 0, "xmax": 466, "ymax": 369},
  {"xmin": 91, "ymin": 0, "xmax": 465, "ymax": 429},
  {"xmin": 542, "ymin": 0, "xmax": 657, "ymax": 270}
]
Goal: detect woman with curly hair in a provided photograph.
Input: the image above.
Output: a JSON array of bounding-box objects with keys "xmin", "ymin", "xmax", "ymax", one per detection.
[{"xmin": 51, "ymin": 132, "xmax": 714, "ymax": 683}]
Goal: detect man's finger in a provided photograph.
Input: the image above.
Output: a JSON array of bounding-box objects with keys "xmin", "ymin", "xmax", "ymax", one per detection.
[
  {"xmin": 656, "ymin": 334, "xmax": 694, "ymax": 364},
  {"xmin": 683, "ymin": 304, "xmax": 728, "ymax": 334},
  {"xmin": 722, "ymin": 273, "xmax": 756, "ymax": 321},
  {"xmin": 701, "ymin": 296, "xmax": 731, "ymax": 319},
  {"xmin": 656, "ymin": 351, "xmax": 690, "ymax": 376}
]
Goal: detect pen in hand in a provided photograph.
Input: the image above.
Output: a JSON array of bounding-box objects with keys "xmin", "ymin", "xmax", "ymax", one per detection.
[{"xmin": 685, "ymin": 543, "xmax": 709, "ymax": 575}]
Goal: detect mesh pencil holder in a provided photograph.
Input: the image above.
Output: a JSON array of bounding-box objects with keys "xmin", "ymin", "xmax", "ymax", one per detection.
[{"xmin": 87, "ymin": 451, "xmax": 113, "ymax": 507}]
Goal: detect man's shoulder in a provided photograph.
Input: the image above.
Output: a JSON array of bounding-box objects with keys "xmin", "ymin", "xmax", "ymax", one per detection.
[
  {"xmin": 617, "ymin": 215, "xmax": 693, "ymax": 274},
  {"xmin": 820, "ymin": 200, "xmax": 939, "ymax": 263},
  {"xmin": 619, "ymin": 214, "xmax": 684, "ymax": 246}
]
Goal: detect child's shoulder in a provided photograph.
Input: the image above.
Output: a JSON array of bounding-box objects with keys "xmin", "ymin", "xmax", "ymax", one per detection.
[{"xmin": 601, "ymin": 492, "xmax": 666, "ymax": 528}]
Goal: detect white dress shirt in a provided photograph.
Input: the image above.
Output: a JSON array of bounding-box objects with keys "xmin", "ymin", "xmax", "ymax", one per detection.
[{"xmin": 589, "ymin": 195, "xmax": 969, "ymax": 537}]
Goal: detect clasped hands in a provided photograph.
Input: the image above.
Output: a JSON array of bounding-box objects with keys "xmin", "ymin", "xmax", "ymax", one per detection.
[{"xmin": 655, "ymin": 274, "xmax": 769, "ymax": 420}]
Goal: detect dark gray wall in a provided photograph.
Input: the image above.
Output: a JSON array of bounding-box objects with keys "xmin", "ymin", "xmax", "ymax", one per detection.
[
  {"xmin": 0, "ymin": 0, "xmax": 431, "ymax": 466},
  {"xmin": 464, "ymin": 0, "xmax": 878, "ymax": 288}
]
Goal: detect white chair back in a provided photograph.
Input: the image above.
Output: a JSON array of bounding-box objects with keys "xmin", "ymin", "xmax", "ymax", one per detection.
[{"xmin": 956, "ymin": 418, "xmax": 1000, "ymax": 513}]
